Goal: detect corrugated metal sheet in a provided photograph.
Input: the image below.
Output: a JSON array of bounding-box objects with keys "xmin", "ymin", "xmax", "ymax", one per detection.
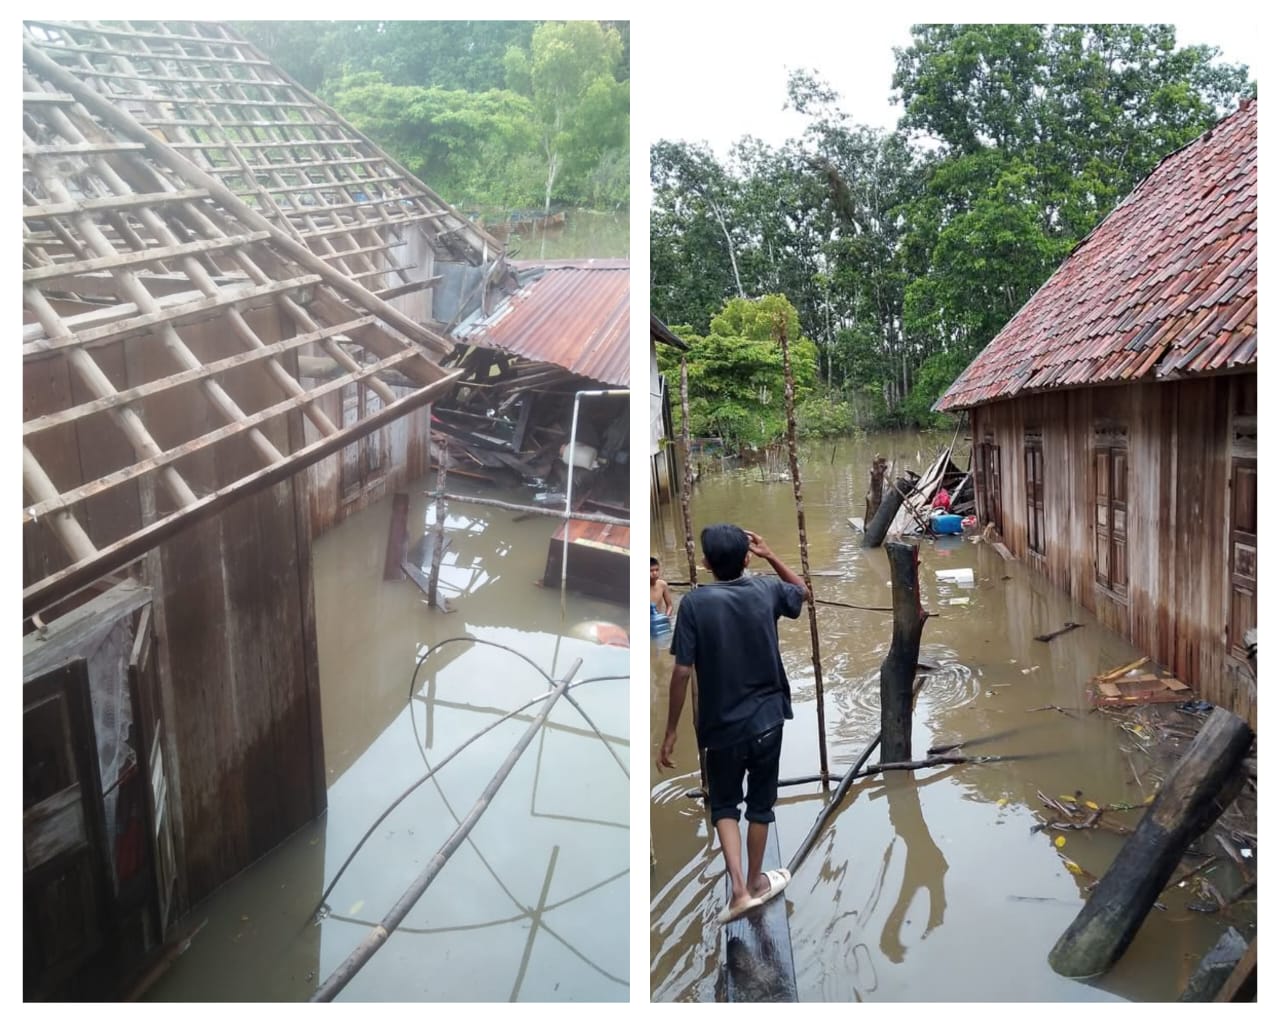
[
  {"xmin": 455, "ymin": 260, "xmax": 630, "ymax": 387},
  {"xmin": 937, "ymin": 99, "xmax": 1256, "ymax": 412}
]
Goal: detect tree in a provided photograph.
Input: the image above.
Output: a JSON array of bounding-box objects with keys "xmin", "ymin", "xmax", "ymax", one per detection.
[
  {"xmin": 657, "ymin": 295, "xmax": 819, "ymax": 449},
  {"xmin": 504, "ymin": 21, "xmax": 628, "ymax": 213}
]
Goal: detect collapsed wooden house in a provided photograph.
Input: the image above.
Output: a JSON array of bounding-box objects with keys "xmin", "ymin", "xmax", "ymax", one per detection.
[
  {"xmin": 20, "ymin": 19, "xmax": 528, "ymax": 999},
  {"xmin": 936, "ymin": 99, "xmax": 1257, "ymax": 725}
]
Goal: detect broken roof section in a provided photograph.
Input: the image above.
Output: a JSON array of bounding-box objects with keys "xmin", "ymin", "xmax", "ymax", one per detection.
[
  {"xmin": 453, "ymin": 260, "xmax": 630, "ymax": 388},
  {"xmin": 937, "ymin": 99, "xmax": 1257, "ymax": 412},
  {"xmin": 22, "ymin": 19, "xmax": 505, "ymax": 298},
  {"xmin": 22, "ymin": 40, "xmax": 463, "ymax": 619}
]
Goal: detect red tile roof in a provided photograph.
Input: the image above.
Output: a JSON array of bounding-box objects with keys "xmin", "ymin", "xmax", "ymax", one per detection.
[
  {"xmin": 454, "ymin": 259, "xmax": 630, "ymax": 387},
  {"xmin": 937, "ymin": 99, "xmax": 1256, "ymax": 411}
]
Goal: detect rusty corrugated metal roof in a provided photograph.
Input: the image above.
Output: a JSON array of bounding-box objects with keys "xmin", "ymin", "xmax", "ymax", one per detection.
[
  {"xmin": 937, "ymin": 99, "xmax": 1257, "ymax": 412},
  {"xmin": 455, "ymin": 259, "xmax": 630, "ymax": 387}
]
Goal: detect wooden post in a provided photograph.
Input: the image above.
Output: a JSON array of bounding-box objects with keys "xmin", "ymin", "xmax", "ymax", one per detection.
[
  {"xmin": 881, "ymin": 541, "xmax": 926, "ymax": 763},
  {"xmin": 863, "ymin": 476, "xmax": 907, "ymax": 547},
  {"xmin": 776, "ymin": 314, "xmax": 829, "ymax": 784},
  {"xmin": 426, "ymin": 437, "xmax": 448, "ymax": 609},
  {"xmin": 1048, "ymin": 707, "xmax": 1254, "ymax": 979}
]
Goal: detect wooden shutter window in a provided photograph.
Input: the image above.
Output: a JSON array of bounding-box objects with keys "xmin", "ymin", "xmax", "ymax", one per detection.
[{"xmin": 1229, "ymin": 458, "xmax": 1257, "ymax": 655}]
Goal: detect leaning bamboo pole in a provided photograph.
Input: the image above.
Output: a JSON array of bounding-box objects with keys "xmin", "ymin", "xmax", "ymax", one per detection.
[
  {"xmin": 676, "ymin": 356, "xmax": 709, "ymax": 808},
  {"xmin": 309, "ymin": 658, "xmax": 582, "ymax": 1002},
  {"xmin": 776, "ymin": 315, "xmax": 830, "ymax": 784}
]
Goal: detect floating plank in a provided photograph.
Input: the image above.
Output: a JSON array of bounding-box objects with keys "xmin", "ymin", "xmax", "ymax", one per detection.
[
  {"xmin": 383, "ymin": 493, "xmax": 409, "ymax": 581},
  {"xmin": 722, "ymin": 824, "xmax": 798, "ymax": 1003}
]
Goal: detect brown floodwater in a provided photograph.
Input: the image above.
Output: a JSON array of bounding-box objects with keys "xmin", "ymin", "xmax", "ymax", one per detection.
[
  {"xmin": 650, "ymin": 432, "xmax": 1253, "ymax": 1002},
  {"xmin": 147, "ymin": 476, "xmax": 629, "ymax": 1001}
]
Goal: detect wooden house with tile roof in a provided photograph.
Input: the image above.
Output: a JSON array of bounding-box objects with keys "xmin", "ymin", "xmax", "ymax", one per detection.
[{"xmin": 936, "ymin": 99, "xmax": 1257, "ymax": 725}]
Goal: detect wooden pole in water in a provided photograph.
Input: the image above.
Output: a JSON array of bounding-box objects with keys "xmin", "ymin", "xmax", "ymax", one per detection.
[
  {"xmin": 678, "ymin": 358, "xmax": 698, "ymax": 587},
  {"xmin": 881, "ymin": 541, "xmax": 926, "ymax": 762},
  {"xmin": 1047, "ymin": 707, "xmax": 1254, "ymax": 980},
  {"xmin": 775, "ymin": 314, "xmax": 829, "ymax": 784},
  {"xmin": 309, "ymin": 658, "xmax": 582, "ymax": 1002},
  {"xmin": 426, "ymin": 437, "xmax": 448, "ymax": 609},
  {"xmin": 677, "ymin": 356, "xmax": 710, "ymax": 809}
]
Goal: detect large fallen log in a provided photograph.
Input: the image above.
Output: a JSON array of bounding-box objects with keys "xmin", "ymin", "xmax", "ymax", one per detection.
[
  {"xmin": 862, "ymin": 475, "xmax": 907, "ymax": 548},
  {"xmin": 1047, "ymin": 707, "xmax": 1254, "ymax": 979}
]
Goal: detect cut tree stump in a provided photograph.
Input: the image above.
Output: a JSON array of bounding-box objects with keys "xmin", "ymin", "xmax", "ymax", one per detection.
[
  {"xmin": 863, "ymin": 476, "xmax": 908, "ymax": 548},
  {"xmin": 1047, "ymin": 707, "xmax": 1254, "ymax": 979}
]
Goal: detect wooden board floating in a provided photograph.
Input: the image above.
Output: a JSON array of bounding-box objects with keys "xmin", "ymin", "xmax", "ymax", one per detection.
[
  {"xmin": 1090, "ymin": 668, "xmax": 1190, "ymax": 708},
  {"xmin": 722, "ymin": 824, "xmax": 798, "ymax": 1003}
]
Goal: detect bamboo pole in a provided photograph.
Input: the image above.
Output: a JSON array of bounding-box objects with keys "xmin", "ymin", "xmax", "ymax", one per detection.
[
  {"xmin": 776, "ymin": 314, "xmax": 829, "ymax": 784},
  {"xmin": 426, "ymin": 438, "xmax": 448, "ymax": 609},
  {"xmin": 310, "ymin": 657, "xmax": 582, "ymax": 1002},
  {"xmin": 676, "ymin": 356, "xmax": 709, "ymax": 812}
]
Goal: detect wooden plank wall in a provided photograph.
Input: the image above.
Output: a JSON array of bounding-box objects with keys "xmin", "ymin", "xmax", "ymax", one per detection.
[
  {"xmin": 971, "ymin": 374, "xmax": 1254, "ymax": 727},
  {"xmin": 23, "ymin": 304, "xmax": 328, "ymax": 910},
  {"xmin": 300, "ymin": 391, "xmax": 433, "ymax": 537}
]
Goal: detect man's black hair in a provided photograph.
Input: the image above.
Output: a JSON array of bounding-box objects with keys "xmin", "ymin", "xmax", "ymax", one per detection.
[
  {"xmin": 650, "ymin": 556, "xmax": 659, "ymax": 567},
  {"xmin": 700, "ymin": 523, "xmax": 749, "ymax": 581}
]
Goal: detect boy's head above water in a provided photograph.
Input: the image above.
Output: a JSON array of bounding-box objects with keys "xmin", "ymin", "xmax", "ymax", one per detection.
[{"xmin": 700, "ymin": 523, "xmax": 750, "ymax": 581}]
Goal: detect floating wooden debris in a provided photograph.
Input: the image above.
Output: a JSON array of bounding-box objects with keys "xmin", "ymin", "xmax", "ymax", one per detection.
[
  {"xmin": 1035, "ymin": 621, "xmax": 1082, "ymax": 643},
  {"xmin": 1090, "ymin": 666, "xmax": 1190, "ymax": 708}
]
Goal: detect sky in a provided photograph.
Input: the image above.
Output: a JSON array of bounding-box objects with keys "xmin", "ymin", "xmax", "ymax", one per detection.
[{"xmin": 637, "ymin": 9, "xmax": 1263, "ymax": 160}]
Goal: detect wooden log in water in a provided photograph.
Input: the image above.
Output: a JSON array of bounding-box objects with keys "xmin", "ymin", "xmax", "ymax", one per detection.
[
  {"xmin": 881, "ymin": 542, "xmax": 926, "ymax": 763},
  {"xmin": 723, "ymin": 823, "xmax": 798, "ymax": 1002},
  {"xmin": 1047, "ymin": 707, "xmax": 1254, "ymax": 979},
  {"xmin": 863, "ymin": 476, "xmax": 907, "ymax": 547},
  {"xmin": 865, "ymin": 454, "xmax": 888, "ymax": 525}
]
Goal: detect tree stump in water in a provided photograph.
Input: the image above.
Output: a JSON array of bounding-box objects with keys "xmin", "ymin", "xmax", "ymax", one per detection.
[
  {"xmin": 1048, "ymin": 707, "xmax": 1254, "ymax": 979},
  {"xmin": 880, "ymin": 541, "xmax": 926, "ymax": 762}
]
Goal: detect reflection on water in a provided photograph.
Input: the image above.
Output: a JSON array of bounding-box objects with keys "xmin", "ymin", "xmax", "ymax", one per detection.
[
  {"xmin": 650, "ymin": 432, "xmax": 1244, "ymax": 1002},
  {"xmin": 149, "ymin": 478, "xmax": 628, "ymax": 1001}
]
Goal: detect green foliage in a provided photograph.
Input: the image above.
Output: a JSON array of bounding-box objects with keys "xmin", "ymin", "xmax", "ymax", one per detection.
[
  {"xmin": 653, "ymin": 25, "xmax": 1251, "ymax": 434},
  {"xmin": 657, "ymin": 296, "xmax": 819, "ymax": 450},
  {"xmin": 796, "ymin": 394, "xmax": 854, "ymax": 438},
  {"xmin": 237, "ymin": 20, "xmax": 628, "ymax": 212}
]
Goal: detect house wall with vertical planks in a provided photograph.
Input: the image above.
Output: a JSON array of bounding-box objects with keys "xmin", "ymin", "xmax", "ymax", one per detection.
[{"xmin": 969, "ymin": 372, "xmax": 1254, "ymax": 727}]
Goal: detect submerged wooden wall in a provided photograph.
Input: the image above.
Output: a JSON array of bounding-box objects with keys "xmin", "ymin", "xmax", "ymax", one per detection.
[
  {"xmin": 24, "ymin": 306, "xmax": 327, "ymax": 910},
  {"xmin": 971, "ymin": 373, "xmax": 1256, "ymax": 727}
]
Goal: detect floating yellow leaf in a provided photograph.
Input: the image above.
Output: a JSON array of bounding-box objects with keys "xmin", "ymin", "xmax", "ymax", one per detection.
[
  {"xmin": 1143, "ymin": 794, "xmax": 1155, "ymax": 805},
  {"xmin": 1054, "ymin": 835, "xmax": 1067, "ymax": 848},
  {"xmin": 1084, "ymin": 800, "xmax": 1099, "ymax": 810},
  {"xmin": 348, "ymin": 899, "xmax": 364, "ymax": 915},
  {"xmin": 996, "ymin": 797, "xmax": 1009, "ymax": 807},
  {"xmin": 1064, "ymin": 859, "xmax": 1083, "ymax": 875},
  {"xmin": 1058, "ymin": 794, "xmax": 1076, "ymax": 803}
]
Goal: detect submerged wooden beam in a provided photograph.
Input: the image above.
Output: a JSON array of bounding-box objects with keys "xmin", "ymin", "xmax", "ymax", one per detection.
[
  {"xmin": 1048, "ymin": 707, "xmax": 1254, "ymax": 979},
  {"xmin": 723, "ymin": 823, "xmax": 798, "ymax": 1002},
  {"xmin": 383, "ymin": 493, "xmax": 409, "ymax": 581},
  {"xmin": 310, "ymin": 658, "xmax": 582, "ymax": 1002}
]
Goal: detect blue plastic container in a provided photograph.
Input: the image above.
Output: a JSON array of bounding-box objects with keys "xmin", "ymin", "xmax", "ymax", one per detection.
[{"xmin": 931, "ymin": 513, "xmax": 963, "ymax": 535}]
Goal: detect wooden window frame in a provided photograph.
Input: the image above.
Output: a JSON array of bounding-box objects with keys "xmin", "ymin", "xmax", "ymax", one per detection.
[
  {"xmin": 338, "ymin": 378, "xmax": 387, "ymax": 500},
  {"xmin": 1024, "ymin": 431, "xmax": 1045, "ymax": 556},
  {"xmin": 980, "ymin": 438, "xmax": 1004, "ymax": 535},
  {"xmin": 1093, "ymin": 426, "xmax": 1128, "ymax": 598},
  {"xmin": 1228, "ymin": 388, "xmax": 1256, "ymax": 660}
]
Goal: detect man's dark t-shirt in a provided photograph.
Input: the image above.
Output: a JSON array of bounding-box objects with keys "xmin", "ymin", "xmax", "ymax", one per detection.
[{"xmin": 669, "ymin": 574, "xmax": 806, "ymax": 750}]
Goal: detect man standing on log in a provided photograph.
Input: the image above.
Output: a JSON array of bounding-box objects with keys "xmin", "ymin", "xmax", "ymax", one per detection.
[{"xmin": 657, "ymin": 524, "xmax": 808, "ymax": 923}]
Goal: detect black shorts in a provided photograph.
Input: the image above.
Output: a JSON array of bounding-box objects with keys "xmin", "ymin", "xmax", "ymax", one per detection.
[{"xmin": 705, "ymin": 725, "xmax": 783, "ymax": 824}]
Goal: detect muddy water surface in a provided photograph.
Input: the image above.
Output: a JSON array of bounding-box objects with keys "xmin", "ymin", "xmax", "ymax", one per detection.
[
  {"xmin": 149, "ymin": 477, "xmax": 628, "ymax": 1001},
  {"xmin": 650, "ymin": 432, "xmax": 1248, "ymax": 1002}
]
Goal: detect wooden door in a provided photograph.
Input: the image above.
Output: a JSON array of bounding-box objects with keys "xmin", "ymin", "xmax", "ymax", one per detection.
[{"xmin": 24, "ymin": 659, "xmax": 113, "ymax": 1000}]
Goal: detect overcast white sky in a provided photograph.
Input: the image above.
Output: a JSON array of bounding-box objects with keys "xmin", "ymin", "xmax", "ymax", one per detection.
[{"xmin": 636, "ymin": 8, "xmax": 1262, "ymax": 160}]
